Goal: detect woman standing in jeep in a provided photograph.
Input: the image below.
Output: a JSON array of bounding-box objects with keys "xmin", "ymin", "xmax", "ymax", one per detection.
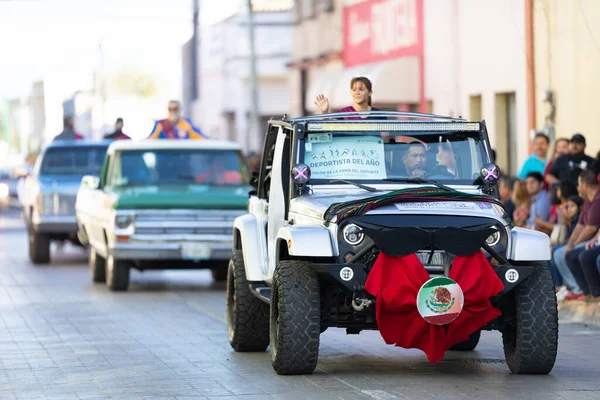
[{"xmin": 314, "ymin": 77, "xmax": 384, "ymax": 120}]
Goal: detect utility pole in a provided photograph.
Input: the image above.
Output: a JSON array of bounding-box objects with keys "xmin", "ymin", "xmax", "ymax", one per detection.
[
  {"xmin": 192, "ymin": 0, "xmax": 200, "ymax": 101},
  {"xmin": 246, "ymin": 0, "xmax": 260, "ymax": 154}
]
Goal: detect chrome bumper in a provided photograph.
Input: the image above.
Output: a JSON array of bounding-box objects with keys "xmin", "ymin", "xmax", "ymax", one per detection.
[
  {"xmin": 33, "ymin": 215, "xmax": 78, "ymax": 234},
  {"xmin": 111, "ymin": 235, "xmax": 233, "ymax": 261}
]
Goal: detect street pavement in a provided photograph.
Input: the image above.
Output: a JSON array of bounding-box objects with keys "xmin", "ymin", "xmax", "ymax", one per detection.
[{"xmin": 1, "ymin": 208, "xmax": 600, "ymax": 400}]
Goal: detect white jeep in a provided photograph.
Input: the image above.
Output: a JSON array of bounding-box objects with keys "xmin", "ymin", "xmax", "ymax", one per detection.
[{"xmin": 227, "ymin": 111, "xmax": 557, "ymax": 376}]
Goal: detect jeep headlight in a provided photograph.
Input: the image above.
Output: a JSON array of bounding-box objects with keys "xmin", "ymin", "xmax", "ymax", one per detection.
[
  {"xmin": 486, "ymin": 229, "xmax": 501, "ymax": 247},
  {"xmin": 115, "ymin": 214, "xmax": 134, "ymax": 229},
  {"xmin": 343, "ymin": 224, "xmax": 364, "ymax": 246}
]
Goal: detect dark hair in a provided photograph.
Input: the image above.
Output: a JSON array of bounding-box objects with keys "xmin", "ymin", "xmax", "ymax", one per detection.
[
  {"xmin": 549, "ymin": 183, "xmax": 562, "ymax": 205},
  {"xmin": 534, "ymin": 132, "xmax": 550, "ymax": 144},
  {"xmin": 350, "ymin": 77, "xmax": 373, "ymax": 106},
  {"xmin": 499, "ymin": 175, "xmax": 517, "ymax": 189},
  {"xmin": 63, "ymin": 116, "xmax": 73, "ymax": 128},
  {"xmin": 567, "ymin": 195, "xmax": 584, "ymax": 208},
  {"xmin": 526, "ymin": 171, "xmax": 544, "ymax": 183},
  {"xmin": 116, "ymin": 118, "xmax": 123, "ymax": 123},
  {"xmin": 559, "ymin": 180, "xmax": 578, "ymax": 200},
  {"xmin": 579, "ymin": 169, "xmax": 599, "ymax": 185}
]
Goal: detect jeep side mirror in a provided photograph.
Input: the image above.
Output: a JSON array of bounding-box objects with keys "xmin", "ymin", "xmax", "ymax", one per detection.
[
  {"xmin": 480, "ymin": 163, "xmax": 499, "ymax": 184},
  {"xmin": 291, "ymin": 163, "xmax": 311, "ymax": 195},
  {"xmin": 82, "ymin": 175, "xmax": 100, "ymax": 190}
]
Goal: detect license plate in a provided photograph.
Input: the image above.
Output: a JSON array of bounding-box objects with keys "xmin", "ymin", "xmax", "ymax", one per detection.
[{"xmin": 181, "ymin": 243, "xmax": 211, "ymax": 260}]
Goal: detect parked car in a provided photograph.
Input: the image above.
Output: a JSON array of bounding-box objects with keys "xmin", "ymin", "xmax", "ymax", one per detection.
[
  {"xmin": 75, "ymin": 139, "xmax": 250, "ymax": 291},
  {"xmin": 227, "ymin": 111, "xmax": 557, "ymax": 376},
  {"xmin": 21, "ymin": 140, "xmax": 110, "ymax": 263}
]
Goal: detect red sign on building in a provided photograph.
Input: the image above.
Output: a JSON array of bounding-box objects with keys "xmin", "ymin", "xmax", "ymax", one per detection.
[{"xmin": 343, "ymin": 0, "xmax": 424, "ymax": 67}]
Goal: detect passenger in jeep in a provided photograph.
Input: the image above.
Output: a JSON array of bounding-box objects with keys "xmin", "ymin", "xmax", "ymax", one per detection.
[{"xmin": 403, "ymin": 142, "xmax": 427, "ymax": 178}]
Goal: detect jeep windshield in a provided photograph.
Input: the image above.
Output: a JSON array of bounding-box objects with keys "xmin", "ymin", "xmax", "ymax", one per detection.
[
  {"xmin": 40, "ymin": 146, "xmax": 107, "ymax": 177},
  {"xmin": 108, "ymin": 149, "xmax": 249, "ymax": 187},
  {"xmin": 299, "ymin": 122, "xmax": 488, "ymax": 185}
]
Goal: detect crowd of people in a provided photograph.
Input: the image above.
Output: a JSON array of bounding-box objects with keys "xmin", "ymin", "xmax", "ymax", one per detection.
[{"xmin": 498, "ymin": 132, "xmax": 600, "ymax": 302}]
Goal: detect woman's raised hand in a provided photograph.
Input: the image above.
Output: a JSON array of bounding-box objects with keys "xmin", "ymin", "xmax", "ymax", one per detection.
[{"xmin": 314, "ymin": 94, "xmax": 330, "ymax": 113}]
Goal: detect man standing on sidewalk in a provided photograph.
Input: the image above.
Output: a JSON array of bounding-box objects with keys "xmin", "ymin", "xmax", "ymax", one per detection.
[
  {"xmin": 565, "ymin": 170, "xmax": 600, "ymax": 299},
  {"xmin": 104, "ymin": 118, "xmax": 131, "ymax": 140}
]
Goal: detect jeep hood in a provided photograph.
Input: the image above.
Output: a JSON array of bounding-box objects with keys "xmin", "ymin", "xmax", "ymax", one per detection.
[
  {"xmin": 289, "ymin": 188, "xmax": 505, "ymax": 221},
  {"xmin": 111, "ymin": 184, "xmax": 250, "ymax": 210}
]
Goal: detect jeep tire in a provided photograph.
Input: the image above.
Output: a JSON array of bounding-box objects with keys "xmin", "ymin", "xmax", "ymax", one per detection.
[
  {"xmin": 270, "ymin": 260, "xmax": 320, "ymax": 375},
  {"xmin": 29, "ymin": 227, "xmax": 50, "ymax": 264},
  {"xmin": 227, "ymin": 250, "xmax": 269, "ymax": 351},
  {"xmin": 502, "ymin": 261, "xmax": 558, "ymax": 374},
  {"xmin": 106, "ymin": 254, "xmax": 130, "ymax": 291},
  {"xmin": 450, "ymin": 329, "xmax": 481, "ymax": 351},
  {"xmin": 89, "ymin": 247, "xmax": 106, "ymax": 283}
]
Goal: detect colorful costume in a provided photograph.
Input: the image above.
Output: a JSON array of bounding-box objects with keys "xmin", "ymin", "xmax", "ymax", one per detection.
[{"xmin": 147, "ymin": 118, "xmax": 206, "ymax": 140}]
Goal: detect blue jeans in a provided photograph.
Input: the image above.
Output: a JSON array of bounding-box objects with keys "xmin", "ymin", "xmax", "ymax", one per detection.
[
  {"xmin": 548, "ymin": 244, "xmax": 564, "ymax": 287},
  {"xmin": 553, "ymin": 242, "xmax": 586, "ymax": 294}
]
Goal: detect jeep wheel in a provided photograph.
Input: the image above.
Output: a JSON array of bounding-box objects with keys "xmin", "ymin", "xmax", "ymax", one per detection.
[
  {"xmin": 227, "ymin": 250, "xmax": 269, "ymax": 352},
  {"xmin": 502, "ymin": 261, "xmax": 558, "ymax": 374},
  {"xmin": 211, "ymin": 261, "xmax": 228, "ymax": 282},
  {"xmin": 89, "ymin": 247, "xmax": 106, "ymax": 283},
  {"xmin": 270, "ymin": 260, "xmax": 320, "ymax": 375},
  {"xmin": 105, "ymin": 254, "xmax": 130, "ymax": 291},
  {"xmin": 28, "ymin": 227, "xmax": 50, "ymax": 264},
  {"xmin": 450, "ymin": 330, "xmax": 481, "ymax": 351}
]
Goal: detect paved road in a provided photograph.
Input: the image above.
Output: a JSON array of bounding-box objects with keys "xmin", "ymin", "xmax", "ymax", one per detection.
[{"xmin": 1, "ymin": 208, "xmax": 600, "ymax": 400}]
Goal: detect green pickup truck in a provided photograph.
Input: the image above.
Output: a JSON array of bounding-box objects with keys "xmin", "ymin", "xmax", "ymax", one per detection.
[{"xmin": 75, "ymin": 140, "xmax": 250, "ymax": 291}]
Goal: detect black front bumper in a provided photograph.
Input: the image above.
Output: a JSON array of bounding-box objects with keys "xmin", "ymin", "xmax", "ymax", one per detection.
[{"xmin": 313, "ymin": 262, "xmax": 534, "ymax": 296}]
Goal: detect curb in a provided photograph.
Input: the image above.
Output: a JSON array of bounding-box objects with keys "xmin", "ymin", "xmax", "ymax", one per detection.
[{"xmin": 558, "ymin": 300, "xmax": 600, "ymax": 327}]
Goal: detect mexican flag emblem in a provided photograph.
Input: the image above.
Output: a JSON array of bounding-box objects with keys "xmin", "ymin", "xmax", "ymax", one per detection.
[{"xmin": 417, "ymin": 277, "xmax": 465, "ymax": 325}]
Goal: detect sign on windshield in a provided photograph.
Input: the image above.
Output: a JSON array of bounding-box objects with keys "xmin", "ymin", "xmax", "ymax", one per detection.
[{"xmin": 302, "ymin": 131, "xmax": 485, "ymax": 182}]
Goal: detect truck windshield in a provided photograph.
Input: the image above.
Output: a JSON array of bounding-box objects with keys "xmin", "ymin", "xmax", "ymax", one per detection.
[
  {"xmin": 300, "ymin": 124, "xmax": 487, "ymax": 184},
  {"xmin": 111, "ymin": 149, "xmax": 249, "ymax": 187},
  {"xmin": 40, "ymin": 147, "xmax": 107, "ymax": 176}
]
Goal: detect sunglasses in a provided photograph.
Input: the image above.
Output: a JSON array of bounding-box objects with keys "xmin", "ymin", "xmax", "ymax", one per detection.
[{"xmin": 168, "ymin": 107, "xmax": 179, "ymax": 112}]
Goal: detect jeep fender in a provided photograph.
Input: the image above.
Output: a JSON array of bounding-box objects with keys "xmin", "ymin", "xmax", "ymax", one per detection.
[
  {"xmin": 276, "ymin": 226, "xmax": 336, "ymax": 259},
  {"xmin": 233, "ymin": 215, "xmax": 265, "ymax": 281},
  {"xmin": 507, "ymin": 227, "xmax": 551, "ymax": 261}
]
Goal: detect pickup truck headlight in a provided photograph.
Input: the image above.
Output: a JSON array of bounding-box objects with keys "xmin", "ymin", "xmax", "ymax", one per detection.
[
  {"xmin": 115, "ymin": 215, "xmax": 134, "ymax": 229},
  {"xmin": 37, "ymin": 194, "xmax": 55, "ymax": 215}
]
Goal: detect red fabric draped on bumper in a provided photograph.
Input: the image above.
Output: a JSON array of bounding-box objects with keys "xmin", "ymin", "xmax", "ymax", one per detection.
[{"xmin": 364, "ymin": 251, "xmax": 505, "ymax": 363}]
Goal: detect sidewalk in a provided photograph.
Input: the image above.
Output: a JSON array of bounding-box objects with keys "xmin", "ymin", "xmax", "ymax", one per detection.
[{"xmin": 559, "ymin": 300, "xmax": 600, "ymax": 327}]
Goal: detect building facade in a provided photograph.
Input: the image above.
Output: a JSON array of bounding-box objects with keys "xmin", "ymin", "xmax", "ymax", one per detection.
[
  {"xmin": 191, "ymin": 3, "xmax": 294, "ymax": 154},
  {"xmin": 289, "ymin": 0, "xmax": 537, "ymax": 175},
  {"xmin": 534, "ymin": 0, "xmax": 600, "ymax": 156}
]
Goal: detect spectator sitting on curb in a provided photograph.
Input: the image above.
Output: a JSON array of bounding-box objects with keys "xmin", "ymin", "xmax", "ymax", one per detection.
[
  {"xmin": 499, "ymin": 176, "xmax": 517, "ymax": 222},
  {"xmin": 554, "ymin": 170, "xmax": 600, "ymax": 300},
  {"xmin": 535, "ymin": 181, "xmax": 578, "ymax": 236},
  {"xmin": 525, "ymin": 172, "xmax": 551, "ymax": 230},
  {"xmin": 565, "ymin": 170, "xmax": 600, "ymax": 300},
  {"xmin": 518, "ymin": 132, "xmax": 549, "ymax": 179},
  {"xmin": 552, "ymin": 195, "xmax": 584, "ymax": 297},
  {"xmin": 512, "ymin": 179, "xmax": 531, "ymax": 228},
  {"xmin": 546, "ymin": 133, "xmax": 596, "ymax": 187}
]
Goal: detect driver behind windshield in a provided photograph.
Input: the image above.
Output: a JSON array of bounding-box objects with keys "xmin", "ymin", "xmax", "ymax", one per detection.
[{"xmin": 403, "ymin": 142, "xmax": 427, "ymax": 178}]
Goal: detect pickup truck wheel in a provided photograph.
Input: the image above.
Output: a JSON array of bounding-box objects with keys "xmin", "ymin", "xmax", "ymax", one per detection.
[
  {"xmin": 270, "ymin": 260, "xmax": 320, "ymax": 375},
  {"xmin": 105, "ymin": 254, "xmax": 130, "ymax": 291},
  {"xmin": 89, "ymin": 248, "xmax": 106, "ymax": 283},
  {"xmin": 227, "ymin": 250, "xmax": 269, "ymax": 352},
  {"xmin": 28, "ymin": 227, "xmax": 50, "ymax": 264},
  {"xmin": 450, "ymin": 330, "xmax": 481, "ymax": 351},
  {"xmin": 502, "ymin": 261, "xmax": 558, "ymax": 374}
]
